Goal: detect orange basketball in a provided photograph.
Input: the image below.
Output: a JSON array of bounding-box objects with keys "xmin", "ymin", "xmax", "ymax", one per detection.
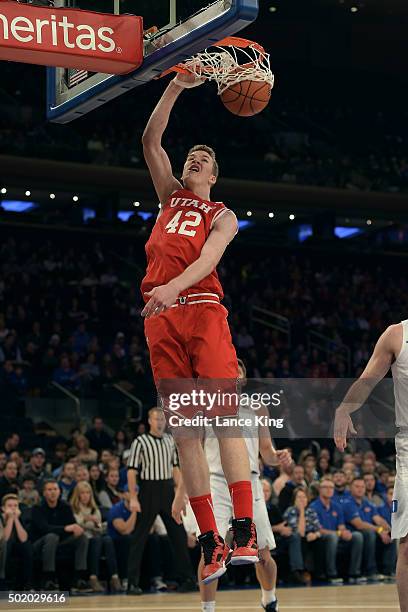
[{"xmin": 220, "ymin": 80, "xmax": 271, "ymax": 117}]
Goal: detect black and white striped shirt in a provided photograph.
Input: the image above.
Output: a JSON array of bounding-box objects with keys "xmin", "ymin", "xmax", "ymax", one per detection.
[{"xmin": 127, "ymin": 433, "xmax": 179, "ymax": 480}]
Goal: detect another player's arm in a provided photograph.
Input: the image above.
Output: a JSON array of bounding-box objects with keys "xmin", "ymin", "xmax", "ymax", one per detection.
[
  {"xmin": 257, "ymin": 404, "xmax": 292, "ymax": 468},
  {"xmin": 142, "ymin": 212, "xmax": 237, "ymax": 317},
  {"xmin": 334, "ymin": 324, "xmax": 400, "ymax": 451}
]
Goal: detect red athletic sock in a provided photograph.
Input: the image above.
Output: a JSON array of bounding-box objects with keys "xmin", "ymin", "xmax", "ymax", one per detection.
[
  {"xmin": 229, "ymin": 480, "xmax": 253, "ymax": 519},
  {"xmin": 190, "ymin": 493, "xmax": 218, "ymax": 534}
]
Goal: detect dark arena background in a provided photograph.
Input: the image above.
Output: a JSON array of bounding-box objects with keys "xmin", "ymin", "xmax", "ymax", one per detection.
[{"xmin": 0, "ymin": 0, "xmax": 407, "ymax": 610}]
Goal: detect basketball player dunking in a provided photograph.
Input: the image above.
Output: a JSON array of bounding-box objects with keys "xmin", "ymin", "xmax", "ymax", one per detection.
[
  {"xmin": 184, "ymin": 358, "xmax": 292, "ymax": 612},
  {"xmin": 130, "ymin": 70, "xmax": 258, "ymax": 582},
  {"xmin": 334, "ymin": 321, "xmax": 408, "ymax": 611}
]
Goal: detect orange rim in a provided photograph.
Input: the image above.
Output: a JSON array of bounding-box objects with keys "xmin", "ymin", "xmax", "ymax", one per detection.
[{"xmin": 160, "ymin": 36, "xmax": 266, "ymax": 78}]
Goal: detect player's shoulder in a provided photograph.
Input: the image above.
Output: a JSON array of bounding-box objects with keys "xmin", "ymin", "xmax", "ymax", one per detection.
[
  {"xmin": 210, "ymin": 204, "xmax": 239, "ymax": 235},
  {"xmin": 380, "ymin": 323, "xmax": 403, "ymax": 354}
]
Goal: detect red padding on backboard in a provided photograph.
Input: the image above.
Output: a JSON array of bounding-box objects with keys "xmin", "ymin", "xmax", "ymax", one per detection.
[{"xmin": 0, "ymin": 0, "xmax": 143, "ymax": 74}]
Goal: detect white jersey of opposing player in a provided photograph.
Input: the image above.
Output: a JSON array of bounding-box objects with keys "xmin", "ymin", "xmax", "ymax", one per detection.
[
  {"xmin": 391, "ymin": 319, "xmax": 408, "ymax": 429},
  {"xmin": 204, "ymin": 399, "xmax": 260, "ymax": 476}
]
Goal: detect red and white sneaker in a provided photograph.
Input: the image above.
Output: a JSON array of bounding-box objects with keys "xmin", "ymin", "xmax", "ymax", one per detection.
[
  {"xmin": 198, "ymin": 531, "xmax": 231, "ymax": 585},
  {"xmin": 230, "ymin": 517, "xmax": 259, "ymax": 565}
]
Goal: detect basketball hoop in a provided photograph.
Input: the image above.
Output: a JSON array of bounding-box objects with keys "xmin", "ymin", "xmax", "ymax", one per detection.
[{"xmin": 163, "ymin": 37, "xmax": 274, "ymax": 96}]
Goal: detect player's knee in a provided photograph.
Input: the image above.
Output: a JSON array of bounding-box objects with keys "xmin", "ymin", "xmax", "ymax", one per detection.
[
  {"xmin": 258, "ymin": 546, "xmax": 272, "ymax": 563},
  {"xmin": 175, "ymin": 436, "xmax": 202, "ymax": 456}
]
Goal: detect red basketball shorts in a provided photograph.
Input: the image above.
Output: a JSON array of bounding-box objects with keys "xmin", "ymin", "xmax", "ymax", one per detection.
[{"xmin": 144, "ymin": 302, "xmax": 239, "ymax": 419}]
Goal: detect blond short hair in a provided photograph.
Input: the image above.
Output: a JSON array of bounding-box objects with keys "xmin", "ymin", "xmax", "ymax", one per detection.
[
  {"xmin": 188, "ymin": 145, "xmax": 219, "ymax": 178},
  {"xmin": 1, "ymin": 494, "xmax": 18, "ymax": 506}
]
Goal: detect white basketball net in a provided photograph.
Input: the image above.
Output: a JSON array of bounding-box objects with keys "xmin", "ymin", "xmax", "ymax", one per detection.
[{"xmin": 182, "ymin": 41, "xmax": 274, "ymax": 95}]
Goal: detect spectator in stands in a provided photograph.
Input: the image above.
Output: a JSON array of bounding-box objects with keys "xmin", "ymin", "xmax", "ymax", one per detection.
[
  {"xmin": 86, "ymin": 417, "xmax": 113, "ymax": 454},
  {"xmin": 70, "ymin": 481, "xmax": 121, "ymax": 593},
  {"xmin": 88, "ymin": 464, "xmax": 106, "ymax": 504},
  {"xmin": 51, "ymin": 443, "xmax": 68, "ymax": 473},
  {"xmin": 58, "ymin": 462, "xmax": 76, "ymax": 502},
  {"xmin": 72, "ymin": 435, "xmax": 98, "ymax": 466},
  {"xmin": 119, "ymin": 450, "xmax": 130, "ymax": 489},
  {"xmin": 75, "ymin": 465, "xmax": 90, "ymax": 484},
  {"xmin": 9, "ymin": 451, "xmax": 23, "ymax": 474},
  {"xmin": 18, "ymin": 475, "xmax": 40, "ymax": 508},
  {"xmin": 0, "ymin": 333, "xmax": 22, "ymax": 364},
  {"xmin": 377, "ymin": 486, "xmax": 397, "ymax": 578},
  {"xmin": 310, "ymin": 478, "xmax": 364, "ymax": 584},
  {"xmin": 2, "ymin": 433, "xmax": 20, "ymax": 456},
  {"xmin": 236, "ymin": 326, "xmax": 255, "ymax": 350},
  {"xmin": 31, "ymin": 479, "xmax": 90, "ymax": 591},
  {"xmin": 99, "ymin": 449, "xmax": 115, "ymax": 475},
  {"xmin": 363, "ymin": 473, "xmax": 384, "ymax": 507},
  {"xmin": 278, "ymin": 465, "xmax": 306, "ymax": 512},
  {"xmin": 376, "ymin": 467, "xmax": 390, "ymax": 497},
  {"xmin": 0, "ymin": 453, "xmax": 7, "ymax": 478},
  {"xmin": 107, "ymin": 489, "xmax": 138, "ymax": 590},
  {"xmin": 302, "ymin": 455, "xmax": 319, "ymax": 485},
  {"xmin": 271, "ymin": 462, "xmax": 293, "ymax": 497},
  {"xmin": 262, "ymin": 477, "xmax": 278, "ymax": 508},
  {"xmin": 72, "ymin": 323, "xmax": 90, "ymax": 357},
  {"xmin": 282, "ymin": 487, "xmax": 321, "ymax": 584},
  {"xmin": 317, "ymin": 455, "xmax": 332, "ymax": 477},
  {"xmin": 332, "ymin": 470, "xmax": 353, "ymax": 505},
  {"xmin": 113, "ymin": 430, "xmax": 129, "ymax": 457},
  {"xmin": 342, "ymin": 478, "xmax": 393, "ymax": 581},
  {"xmin": 22, "ymin": 448, "xmax": 50, "ymax": 488},
  {"xmin": 0, "ymin": 494, "xmax": 33, "ymax": 590},
  {"xmin": 99, "ymin": 468, "xmax": 123, "ymax": 509},
  {"xmin": 361, "ymin": 457, "xmax": 376, "ymax": 475},
  {"xmin": 136, "ymin": 423, "xmax": 146, "ymax": 437},
  {"xmin": 0, "ymin": 461, "xmax": 20, "ymax": 501},
  {"xmin": 107, "ymin": 455, "xmax": 121, "ymax": 471},
  {"xmin": 53, "ymin": 356, "xmax": 80, "ymax": 391},
  {"xmin": 262, "ymin": 477, "xmax": 298, "ymax": 568}
]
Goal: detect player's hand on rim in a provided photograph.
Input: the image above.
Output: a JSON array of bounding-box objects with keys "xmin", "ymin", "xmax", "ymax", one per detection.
[
  {"xmin": 173, "ymin": 62, "xmax": 205, "ymax": 89},
  {"xmin": 142, "ymin": 283, "xmax": 180, "ymax": 318}
]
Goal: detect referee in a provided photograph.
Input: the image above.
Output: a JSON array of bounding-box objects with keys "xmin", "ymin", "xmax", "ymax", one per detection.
[{"xmin": 127, "ymin": 407, "xmax": 195, "ymax": 595}]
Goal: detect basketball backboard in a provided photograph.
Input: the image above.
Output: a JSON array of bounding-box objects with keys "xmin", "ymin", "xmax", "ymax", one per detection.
[{"xmin": 46, "ymin": 0, "xmax": 258, "ymax": 123}]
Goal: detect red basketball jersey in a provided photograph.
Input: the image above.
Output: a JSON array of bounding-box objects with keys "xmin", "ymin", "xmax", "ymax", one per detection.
[{"xmin": 141, "ymin": 188, "xmax": 237, "ymax": 303}]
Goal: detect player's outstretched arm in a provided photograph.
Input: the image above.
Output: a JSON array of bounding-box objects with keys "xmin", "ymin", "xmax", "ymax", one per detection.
[
  {"xmin": 142, "ymin": 81, "xmax": 183, "ymax": 203},
  {"xmin": 142, "ymin": 72, "xmax": 204, "ymax": 204},
  {"xmin": 334, "ymin": 324, "xmax": 400, "ymax": 451}
]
